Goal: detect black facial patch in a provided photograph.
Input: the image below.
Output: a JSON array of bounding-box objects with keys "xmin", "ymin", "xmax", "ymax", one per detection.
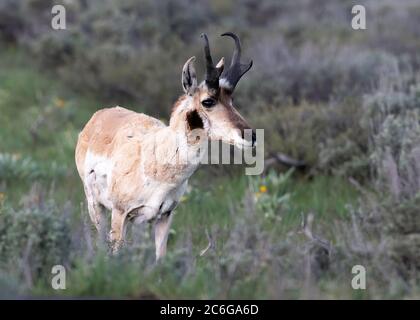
[{"xmin": 186, "ymin": 110, "xmax": 204, "ymax": 130}]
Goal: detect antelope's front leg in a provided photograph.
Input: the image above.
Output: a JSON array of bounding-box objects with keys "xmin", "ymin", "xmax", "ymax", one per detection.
[
  {"xmin": 109, "ymin": 208, "xmax": 128, "ymax": 254},
  {"xmin": 154, "ymin": 212, "xmax": 173, "ymax": 261}
]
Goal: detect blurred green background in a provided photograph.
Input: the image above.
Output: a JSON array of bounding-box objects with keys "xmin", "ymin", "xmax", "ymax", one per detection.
[{"xmin": 0, "ymin": 0, "xmax": 419, "ymax": 299}]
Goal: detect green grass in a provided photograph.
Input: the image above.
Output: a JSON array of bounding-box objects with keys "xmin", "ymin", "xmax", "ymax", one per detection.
[
  {"xmin": 290, "ymin": 175, "xmax": 358, "ymax": 218},
  {"xmin": 0, "ymin": 48, "xmax": 99, "ymax": 205},
  {"xmin": 0, "ymin": 48, "xmax": 98, "ymax": 161}
]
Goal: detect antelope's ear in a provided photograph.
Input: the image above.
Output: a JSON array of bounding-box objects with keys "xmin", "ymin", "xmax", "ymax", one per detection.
[{"xmin": 182, "ymin": 56, "xmax": 198, "ymax": 95}]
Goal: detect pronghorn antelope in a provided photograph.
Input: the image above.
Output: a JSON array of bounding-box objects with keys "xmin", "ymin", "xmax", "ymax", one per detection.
[{"xmin": 75, "ymin": 33, "xmax": 255, "ymax": 260}]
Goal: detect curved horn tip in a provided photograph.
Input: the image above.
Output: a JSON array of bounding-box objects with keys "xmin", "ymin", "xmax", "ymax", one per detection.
[
  {"xmin": 221, "ymin": 32, "xmax": 237, "ymax": 38},
  {"xmin": 221, "ymin": 32, "xmax": 241, "ymax": 44}
]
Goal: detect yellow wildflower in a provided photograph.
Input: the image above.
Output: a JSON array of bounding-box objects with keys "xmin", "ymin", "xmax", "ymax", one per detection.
[
  {"xmin": 54, "ymin": 98, "xmax": 66, "ymax": 108},
  {"xmin": 259, "ymin": 185, "xmax": 267, "ymax": 193}
]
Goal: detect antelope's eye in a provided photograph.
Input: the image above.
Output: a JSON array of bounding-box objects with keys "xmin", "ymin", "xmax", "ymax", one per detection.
[{"xmin": 201, "ymin": 98, "xmax": 216, "ymax": 108}]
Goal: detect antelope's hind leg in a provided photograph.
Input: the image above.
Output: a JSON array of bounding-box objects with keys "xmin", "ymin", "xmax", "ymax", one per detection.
[
  {"xmin": 84, "ymin": 183, "xmax": 107, "ymax": 244},
  {"xmin": 109, "ymin": 208, "xmax": 129, "ymax": 254},
  {"xmin": 154, "ymin": 212, "xmax": 174, "ymax": 261}
]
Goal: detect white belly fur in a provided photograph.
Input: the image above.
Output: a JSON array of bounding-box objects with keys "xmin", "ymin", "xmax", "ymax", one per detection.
[{"xmin": 83, "ymin": 151, "xmax": 188, "ymax": 222}]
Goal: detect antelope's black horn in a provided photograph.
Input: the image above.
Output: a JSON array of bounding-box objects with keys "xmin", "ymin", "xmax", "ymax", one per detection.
[
  {"xmin": 201, "ymin": 33, "xmax": 220, "ymax": 91},
  {"xmin": 220, "ymin": 32, "xmax": 253, "ymax": 92}
]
